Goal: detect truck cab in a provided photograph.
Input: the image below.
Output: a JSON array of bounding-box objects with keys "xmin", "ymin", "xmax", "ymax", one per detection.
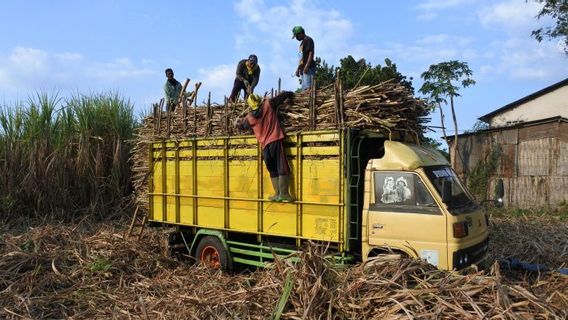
[{"xmin": 361, "ymin": 140, "xmax": 489, "ymax": 270}]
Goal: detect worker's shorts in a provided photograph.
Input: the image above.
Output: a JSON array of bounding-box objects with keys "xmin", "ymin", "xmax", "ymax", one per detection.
[{"xmin": 263, "ymin": 139, "xmax": 290, "ymax": 178}]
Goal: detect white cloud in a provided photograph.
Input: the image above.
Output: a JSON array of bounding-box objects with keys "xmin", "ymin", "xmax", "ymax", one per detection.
[
  {"xmin": 414, "ymin": 0, "xmax": 477, "ymax": 22},
  {"xmin": 417, "ymin": 0, "xmax": 475, "ymax": 11},
  {"xmin": 418, "ymin": 34, "xmax": 450, "ymax": 45},
  {"xmin": 478, "ymin": 0, "xmax": 542, "ymax": 32},
  {"xmin": 196, "ymin": 64, "xmax": 234, "ymax": 100},
  {"xmin": 8, "ymin": 47, "xmax": 49, "ymax": 74},
  {"xmin": 473, "ymin": 1, "xmax": 564, "ymax": 81},
  {"xmin": 416, "ymin": 12, "xmax": 437, "ymax": 21},
  {"xmin": 88, "ymin": 58, "xmax": 153, "ymax": 81},
  {"xmin": 417, "ymin": 34, "xmax": 474, "ymax": 47},
  {"xmin": 233, "ymin": 0, "xmax": 354, "ymax": 92},
  {"xmin": 480, "ymin": 37, "xmax": 566, "ymax": 81},
  {"xmin": 199, "ymin": 65, "xmax": 233, "ymax": 87},
  {"xmin": 0, "ymin": 47, "xmax": 156, "ymax": 102}
]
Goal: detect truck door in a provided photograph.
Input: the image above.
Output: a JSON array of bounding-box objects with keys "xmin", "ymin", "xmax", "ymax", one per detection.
[{"xmin": 367, "ymin": 171, "xmax": 448, "ymax": 269}]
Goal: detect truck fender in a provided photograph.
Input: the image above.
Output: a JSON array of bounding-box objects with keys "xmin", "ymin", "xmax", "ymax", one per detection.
[
  {"xmin": 367, "ymin": 246, "xmax": 416, "ymax": 260},
  {"xmin": 189, "ymin": 229, "xmax": 230, "ymax": 257}
]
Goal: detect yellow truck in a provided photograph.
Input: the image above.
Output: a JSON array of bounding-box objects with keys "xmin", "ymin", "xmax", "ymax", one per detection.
[{"xmin": 148, "ymin": 128, "xmax": 489, "ymax": 270}]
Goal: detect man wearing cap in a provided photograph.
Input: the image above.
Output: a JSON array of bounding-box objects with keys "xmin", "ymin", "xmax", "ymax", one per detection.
[
  {"xmin": 164, "ymin": 68, "xmax": 183, "ymax": 112},
  {"xmin": 234, "ymin": 91, "xmax": 295, "ymax": 202},
  {"xmin": 292, "ymin": 26, "xmax": 316, "ymax": 91},
  {"xmin": 229, "ymin": 54, "xmax": 261, "ymax": 103}
]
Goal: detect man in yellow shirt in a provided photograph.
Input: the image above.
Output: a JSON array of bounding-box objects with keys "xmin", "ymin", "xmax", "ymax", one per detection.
[{"xmin": 229, "ymin": 55, "xmax": 261, "ymax": 103}]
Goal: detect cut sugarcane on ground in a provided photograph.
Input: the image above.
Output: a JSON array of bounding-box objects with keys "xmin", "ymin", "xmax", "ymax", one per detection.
[{"xmin": 0, "ymin": 212, "xmax": 566, "ymax": 319}]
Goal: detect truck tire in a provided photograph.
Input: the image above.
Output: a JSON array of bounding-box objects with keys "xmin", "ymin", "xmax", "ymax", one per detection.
[{"xmin": 195, "ymin": 236, "xmax": 233, "ymax": 271}]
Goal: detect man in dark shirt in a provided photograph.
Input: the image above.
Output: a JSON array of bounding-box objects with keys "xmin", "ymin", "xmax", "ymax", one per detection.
[
  {"xmin": 292, "ymin": 26, "xmax": 316, "ymax": 91},
  {"xmin": 229, "ymin": 54, "xmax": 261, "ymax": 103},
  {"xmin": 234, "ymin": 91, "xmax": 295, "ymax": 202},
  {"xmin": 164, "ymin": 68, "xmax": 183, "ymax": 111}
]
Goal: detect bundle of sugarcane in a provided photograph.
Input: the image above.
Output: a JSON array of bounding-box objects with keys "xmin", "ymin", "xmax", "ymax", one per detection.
[
  {"xmin": 143, "ymin": 79, "xmax": 429, "ymax": 140},
  {"xmin": 277, "ymin": 80, "xmax": 429, "ymax": 135}
]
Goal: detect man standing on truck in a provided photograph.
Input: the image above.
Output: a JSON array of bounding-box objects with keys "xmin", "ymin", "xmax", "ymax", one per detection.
[
  {"xmin": 229, "ymin": 54, "xmax": 261, "ymax": 103},
  {"xmin": 292, "ymin": 26, "xmax": 316, "ymax": 91},
  {"xmin": 234, "ymin": 92, "xmax": 294, "ymax": 202},
  {"xmin": 164, "ymin": 68, "xmax": 183, "ymax": 112}
]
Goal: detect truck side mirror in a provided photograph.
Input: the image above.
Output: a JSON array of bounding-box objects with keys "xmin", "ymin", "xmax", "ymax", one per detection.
[
  {"xmin": 494, "ymin": 179, "xmax": 504, "ymax": 208},
  {"xmin": 442, "ymin": 180, "xmax": 452, "ymax": 203}
]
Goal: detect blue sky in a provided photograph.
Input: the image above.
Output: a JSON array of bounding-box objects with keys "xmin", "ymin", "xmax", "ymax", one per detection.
[{"xmin": 1, "ymin": 0, "xmax": 566, "ymax": 139}]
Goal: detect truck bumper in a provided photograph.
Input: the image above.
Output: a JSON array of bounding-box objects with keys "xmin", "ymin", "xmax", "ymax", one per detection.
[{"xmin": 452, "ymin": 237, "xmax": 490, "ymax": 270}]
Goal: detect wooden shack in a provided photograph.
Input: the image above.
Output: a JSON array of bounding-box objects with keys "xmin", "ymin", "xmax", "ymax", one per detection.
[{"xmin": 451, "ymin": 78, "xmax": 568, "ymax": 209}]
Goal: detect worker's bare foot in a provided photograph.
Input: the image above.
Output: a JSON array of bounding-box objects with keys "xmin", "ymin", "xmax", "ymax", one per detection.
[{"xmin": 269, "ymin": 194, "xmax": 280, "ymax": 201}]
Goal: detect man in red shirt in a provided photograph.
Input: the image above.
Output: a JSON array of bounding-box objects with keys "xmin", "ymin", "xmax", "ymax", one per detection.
[{"xmin": 234, "ymin": 92, "xmax": 294, "ymax": 202}]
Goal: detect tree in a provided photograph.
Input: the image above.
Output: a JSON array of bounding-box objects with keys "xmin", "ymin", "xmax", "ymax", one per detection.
[
  {"xmin": 530, "ymin": 0, "xmax": 568, "ymax": 54},
  {"xmin": 314, "ymin": 57, "xmax": 335, "ymax": 88},
  {"xmin": 422, "ymin": 136, "xmax": 450, "ymax": 160},
  {"xmin": 419, "ymin": 61, "xmax": 475, "ymax": 168},
  {"xmin": 314, "ymin": 55, "xmax": 413, "ymax": 92}
]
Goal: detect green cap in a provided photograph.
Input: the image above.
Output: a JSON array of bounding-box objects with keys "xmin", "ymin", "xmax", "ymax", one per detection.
[{"xmin": 292, "ymin": 25, "xmax": 304, "ymax": 38}]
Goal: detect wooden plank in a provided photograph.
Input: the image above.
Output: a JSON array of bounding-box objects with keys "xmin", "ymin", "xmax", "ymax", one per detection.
[
  {"xmin": 499, "ymin": 144, "xmax": 516, "ymax": 178},
  {"xmin": 492, "ymin": 129, "xmax": 518, "ymax": 145},
  {"xmin": 510, "ymin": 176, "xmax": 548, "ymax": 209},
  {"xmin": 556, "ymin": 140, "xmax": 568, "ymax": 175},
  {"xmin": 518, "ymin": 122, "xmax": 558, "ymax": 141},
  {"xmin": 549, "ymin": 177, "xmax": 568, "ymax": 208},
  {"xmin": 559, "ymin": 122, "xmax": 568, "ymax": 141},
  {"xmin": 518, "ymin": 138, "xmax": 552, "ymax": 176}
]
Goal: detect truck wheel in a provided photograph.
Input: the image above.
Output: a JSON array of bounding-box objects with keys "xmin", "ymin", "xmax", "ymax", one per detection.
[{"xmin": 195, "ymin": 236, "xmax": 233, "ymax": 271}]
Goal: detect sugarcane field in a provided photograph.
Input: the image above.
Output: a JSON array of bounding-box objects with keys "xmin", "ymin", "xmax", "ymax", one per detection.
[{"xmin": 3, "ymin": 2, "xmax": 568, "ymax": 319}]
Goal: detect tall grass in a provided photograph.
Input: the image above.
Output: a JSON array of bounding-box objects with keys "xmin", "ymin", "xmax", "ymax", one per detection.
[{"xmin": 0, "ymin": 92, "xmax": 137, "ymax": 219}]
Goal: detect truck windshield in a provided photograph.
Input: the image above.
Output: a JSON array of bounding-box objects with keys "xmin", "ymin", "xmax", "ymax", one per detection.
[{"xmin": 424, "ymin": 166, "xmax": 477, "ymax": 214}]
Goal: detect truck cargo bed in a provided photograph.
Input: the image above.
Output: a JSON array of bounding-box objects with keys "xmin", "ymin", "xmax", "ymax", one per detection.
[{"xmin": 149, "ymin": 130, "xmax": 347, "ymax": 246}]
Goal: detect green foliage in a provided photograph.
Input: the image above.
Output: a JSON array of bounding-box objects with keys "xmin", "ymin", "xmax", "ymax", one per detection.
[
  {"xmin": 272, "ymin": 271, "xmax": 294, "ymax": 319},
  {"xmin": 419, "ymin": 60, "xmax": 475, "ymax": 103},
  {"xmin": 467, "ymin": 145, "xmax": 501, "ymax": 201},
  {"xmin": 88, "ymin": 257, "xmax": 112, "ymax": 273},
  {"xmin": 419, "ymin": 60, "xmax": 475, "ymax": 166},
  {"xmin": 314, "ymin": 56, "xmax": 414, "ymax": 92},
  {"xmin": 0, "ymin": 195, "xmax": 16, "ymax": 212},
  {"xmin": 470, "ymin": 120, "xmax": 490, "ymax": 132},
  {"xmin": 314, "ymin": 57, "xmax": 335, "ymax": 88},
  {"xmin": 0, "ymin": 92, "xmax": 136, "ymax": 219},
  {"xmin": 557, "ymin": 199, "xmax": 568, "ymax": 218},
  {"xmin": 530, "ymin": 0, "xmax": 568, "ymax": 54},
  {"xmin": 421, "ymin": 137, "xmax": 449, "ymax": 159},
  {"xmin": 490, "ymin": 205, "xmax": 568, "ymax": 220},
  {"xmin": 463, "ymin": 120, "xmax": 490, "ymax": 134},
  {"xmin": 20, "ymin": 239, "xmax": 34, "ymax": 252}
]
